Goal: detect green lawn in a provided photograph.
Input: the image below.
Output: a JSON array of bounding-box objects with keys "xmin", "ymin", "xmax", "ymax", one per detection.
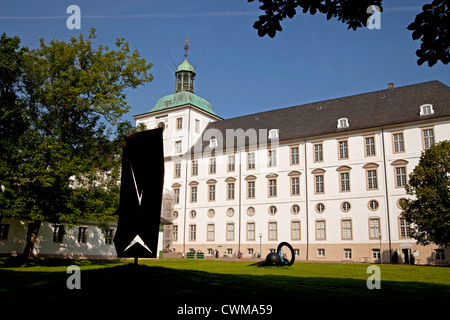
[{"xmin": 1, "ymin": 258, "xmax": 449, "ymax": 313}]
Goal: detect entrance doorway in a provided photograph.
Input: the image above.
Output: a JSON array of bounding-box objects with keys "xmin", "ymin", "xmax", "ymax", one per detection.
[{"xmin": 402, "ymin": 249, "xmax": 411, "ymax": 264}]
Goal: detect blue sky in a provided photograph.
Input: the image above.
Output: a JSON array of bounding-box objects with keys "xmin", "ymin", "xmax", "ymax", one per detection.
[{"xmin": 1, "ymin": 0, "xmax": 449, "ymax": 125}]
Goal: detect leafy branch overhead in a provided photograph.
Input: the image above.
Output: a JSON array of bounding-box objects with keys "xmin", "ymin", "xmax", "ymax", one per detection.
[{"xmin": 248, "ymin": 0, "xmax": 450, "ymax": 67}]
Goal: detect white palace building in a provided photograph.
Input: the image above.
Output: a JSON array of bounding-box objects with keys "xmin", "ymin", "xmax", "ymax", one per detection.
[
  {"xmin": 1, "ymin": 49, "xmax": 449, "ymax": 264},
  {"xmin": 134, "ymin": 52, "xmax": 450, "ymax": 265}
]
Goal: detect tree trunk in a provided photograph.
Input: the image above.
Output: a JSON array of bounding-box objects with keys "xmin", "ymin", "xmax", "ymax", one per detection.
[{"xmin": 22, "ymin": 220, "xmax": 42, "ymax": 259}]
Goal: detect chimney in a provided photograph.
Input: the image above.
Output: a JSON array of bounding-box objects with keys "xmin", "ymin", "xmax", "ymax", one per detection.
[{"xmin": 388, "ymin": 82, "xmax": 394, "ymax": 89}]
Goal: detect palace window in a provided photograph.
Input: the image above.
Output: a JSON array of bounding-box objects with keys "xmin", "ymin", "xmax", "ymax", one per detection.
[
  {"xmin": 247, "ymin": 223, "xmax": 255, "ymax": 241},
  {"xmin": 399, "ymin": 218, "xmax": 411, "ymax": 238},
  {"xmin": 227, "ymin": 223, "xmax": 235, "ymax": 241},
  {"xmin": 176, "ymin": 117, "xmax": 183, "ymax": 130},
  {"xmin": 209, "ymin": 184, "xmax": 216, "ymax": 201},
  {"xmin": 341, "ymin": 219, "xmax": 352, "ymax": 240},
  {"xmin": 316, "ymin": 221, "xmax": 326, "ymax": 240},
  {"xmin": 77, "ymin": 227, "xmax": 88, "ymax": 244},
  {"xmin": 419, "ymin": 104, "xmax": 434, "ymax": 116},
  {"xmin": 191, "ymin": 160, "xmax": 198, "ymax": 176},
  {"xmin": 314, "ymin": 143, "xmax": 323, "ymax": 162},
  {"xmin": 174, "ymin": 162, "xmax": 181, "ymax": 178},
  {"xmin": 53, "ymin": 225, "xmax": 65, "ymax": 243},
  {"xmin": 369, "ymin": 218, "xmax": 381, "ymax": 239},
  {"xmin": 337, "ymin": 118, "xmax": 349, "ymax": 128},
  {"xmin": 189, "ymin": 225, "xmax": 196, "ymax": 241},
  {"xmin": 190, "ymin": 186, "xmax": 198, "ymax": 202},
  {"xmin": 290, "ymin": 146, "xmax": 299, "ymax": 165},
  {"xmin": 247, "ymin": 152, "xmax": 255, "ymax": 169},
  {"xmin": 268, "ymin": 222, "xmax": 277, "ymax": 240},
  {"xmin": 247, "ymin": 180, "xmax": 255, "ymax": 199},
  {"xmin": 291, "ymin": 176, "xmax": 300, "ymax": 195},
  {"xmin": 365, "ymin": 136, "xmax": 376, "ymax": 156},
  {"xmin": 207, "ymin": 224, "xmax": 215, "ymax": 241},
  {"xmin": 268, "ymin": 179, "xmax": 277, "ymax": 197},
  {"xmin": 393, "ymin": 132, "xmax": 405, "ymax": 153},
  {"xmin": 339, "ymin": 140, "xmax": 349, "ymax": 160},
  {"xmin": 268, "ymin": 150, "xmax": 277, "ymax": 167},
  {"xmin": 292, "ymin": 221, "xmax": 301, "ymax": 240},
  {"xmin": 209, "ymin": 158, "xmax": 216, "ymax": 174},
  {"xmin": 228, "ymin": 155, "xmax": 235, "ymax": 172},
  {"xmin": 422, "ymin": 127, "xmax": 435, "ymax": 149}
]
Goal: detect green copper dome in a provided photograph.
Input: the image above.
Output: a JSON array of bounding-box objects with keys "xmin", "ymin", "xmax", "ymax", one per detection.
[
  {"xmin": 177, "ymin": 59, "xmax": 195, "ymax": 72},
  {"xmin": 151, "ymin": 91, "xmax": 216, "ymax": 115}
]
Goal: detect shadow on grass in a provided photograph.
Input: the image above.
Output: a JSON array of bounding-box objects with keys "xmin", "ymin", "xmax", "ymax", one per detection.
[
  {"xmin": 0, "ymin": 256, "xmax": 123, "ymax": 268},
  {"xmin": 1, "ymin": 263, "xmax": 449, "ymax": 309}
]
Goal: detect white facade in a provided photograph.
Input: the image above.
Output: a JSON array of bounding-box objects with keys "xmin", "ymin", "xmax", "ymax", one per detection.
[{"xmin": 132, "ymin": 79, "xmax": 450, "ymax": 265}]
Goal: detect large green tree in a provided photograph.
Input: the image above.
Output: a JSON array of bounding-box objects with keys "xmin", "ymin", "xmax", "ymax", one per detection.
[
  {"xmin": 400, "ymin": 140, "xmax": 450, "ymax": 246},
  {"xmin": 0, "ymin": 29, "xmax": 152, "ymax": 258},
  {"xmin": 248, "ymin": 0, "xmax": 450, "ymax": 67}
]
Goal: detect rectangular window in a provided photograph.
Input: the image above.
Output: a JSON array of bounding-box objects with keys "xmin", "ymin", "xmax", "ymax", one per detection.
[
  {"xmin": 175, "ymin": 140, "xmax": 182, "ymax": 154},
  {"xmin": 316, "ymin": 221, "xmax": 326, "ymax": 240},
  {"xmin": 342, "ymin": 220, "xmax": 352, "ymax": 240},
  {"xmin": 367, "ymin": 169, "xmax": 378, "ymax": 190},
  {"xmin": 209, "ymin": 158, "xmax": 216, "ymax": 174},
  {"xmin": 269, "ymin": 179, "xmax": 277, "ymax": 197},
  {"xmin": 365, "ymin": 136, "xmax": 376, "ymax": 156},
  {"xmin": 268, "ymin": 222, "xmax": 277, "ymax": 240},
  {"xmin": 174, "ymin": 163, "xmax": 181, "ymax": 178},
  {"xmin": 227, "ymin": 182, "xmax": 235, "ymax": 200},
  {"xmin": 339, "ymin": 140, "xmax": 348, "ymax": 159},
  {"xmin": 0, "ymin": 224, "xmax": 10, "ymax": 241},
  {"xmin": 78, "ymin": 227, "xmax": 87, "ymax": 244},
  {"xmin": 315, "ymin": 175, "xmax": 324, "ymax": 193},
  {"xmin": 344, "ymin": 249, "xmax": 352, "ymax": 259},
  {"xmin": 248, "ymin": 152, "xmax": 255, "ymax": 169},
  {"xmin": 228, "ymin": 155, "xmax": 235, "ymax": 172},
  {"xmin": 292, "ymin": 221, "xmax": 301, "ymax": 240},
  {"xmin": 369, "ymin": 218, "xmax": 380, "ymax": 239},
  {"xmin": 399, "ymin": 218, "xmax": 411, "ymax": 238},
  {"xmin": 247, "ymin": 181, "xmax": 255, "ymax": 199},
  {"xmin": 340, "ymin": 172, "xmax": 350, "ymax": 192},
  {"xmin": 191, "ymin": 160, "xmax": 198, "ymax": 176},
  {"xmin": 191, "ymin": 186, "xmax": 197, "ymax": 202},
  {"xmin": 105, "ymin": 229, "xmax": 114, "ymax": 245},
  {"xmin": 173, "ymin": 225, "xmax": 178, "ymax": 241},
  {"xmin": 207, "ymin": 224, "xmax": 215, "ymax": 241},
  {"xmin": 209, "ymin": 184, "xmax": 216, "ymax": 201},
  {"xmin": 174, "ymin": 188, "xmax": 180, "ymax": 204},
  {"xmin": 395, "ymin": 166, "xmax": 407, "ymax": 187},
  {"xmin": 372, "ymin": 249, "xmax": 380, "ymax": 260},
  {"xmin": 314, "ymin": 143, "xmax": 323, "ymax": 162},
  {"xmin": 291, "ymin": 176, "xmax": 300, "ymax": 195},
  {"xmin": 268, "ymin": 150, "xmax": 277, "ymax": 167},
  {"xmin": 317, "ymin": 248, "xmax": 325, "ymax": 256},
  {"xmin": 189, "ymin": 225, "xmax": 196, "ymax": 241},
  {"xmin": 176, "ymin": 117, "xmax": 183, "ymax": 130},
  {"xmin": 290, "ymin": 146, "xmax": 299, "ymax": 165},
  {"xmin": 227, "ymin": 223, "xmax": 235, "ymax": 241},
  {"xmin": 247, "ymin": 222, "xmax": 255, "ymax": 241},
  {"xmin": 53, "ymin": 224, "xmax": 65, "ymax": 243},
  {"xmin": 195, "ymin": 119, "xmax": 200, "ymax": 133},
  {"xmin": 422, "ymin": 128, "xmax": 435, "ymax": 149},
  {"xmin": 393, "ymin": 132, "xmax": 404, "ymax": 153}
]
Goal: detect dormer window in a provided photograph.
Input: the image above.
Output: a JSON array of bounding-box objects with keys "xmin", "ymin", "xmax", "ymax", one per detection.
[
  {"xmin": 337, "ymin": 118, "xmax": 349, "ymax": 129},
  {"xmin": 419, "ymin": 104, "xmax": 434, "ymax": 116},
  {"xmin": 268, "ymin": 129, "xmax": 279, "ymax": 139},
  {"xmin": 209, "ymin": 138, "xmax": 218, "ymax": 148},
  {"xmin": 164, "ymin": 101, "xmax": 172, "ymax": 108}
]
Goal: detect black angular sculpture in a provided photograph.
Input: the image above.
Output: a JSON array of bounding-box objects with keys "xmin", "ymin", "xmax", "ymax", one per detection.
[
  {"xmin": 114, "ymin": 128, "xmax": 164, "ymax": 259},
  {"xmin": 249, "ymin": 242, "xmax": 295, "ymax": 267}
]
